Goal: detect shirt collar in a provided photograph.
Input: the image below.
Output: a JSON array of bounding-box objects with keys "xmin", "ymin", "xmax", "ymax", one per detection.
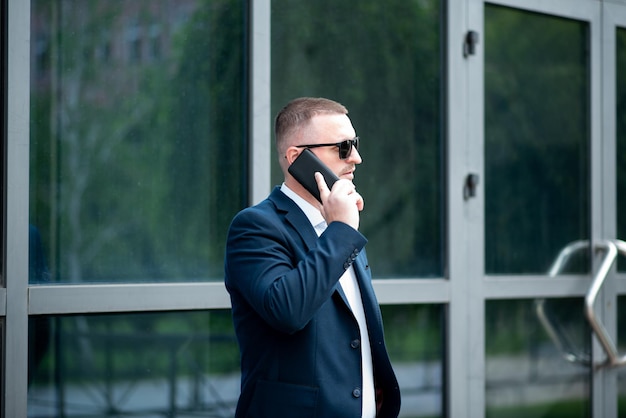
[{"xmin": 280, "ymin": 183, "xmax": 325, "ymax": 231}]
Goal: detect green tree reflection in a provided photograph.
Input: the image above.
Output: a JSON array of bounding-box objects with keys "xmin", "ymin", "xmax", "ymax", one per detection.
[{"xmin": 30, "ymin": 0, "xmax": 245, "ymax": 283}]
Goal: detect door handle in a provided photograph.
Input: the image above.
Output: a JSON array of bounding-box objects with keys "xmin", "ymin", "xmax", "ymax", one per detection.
[
  {"xmin": 536, "ymin": 240, "xmax": 591, "ymax": 365},
  {"xmin": 586, "ymin": 240, "xmax": 626, "ymax": 368},
  {"xmin": 537, "ymin": 239, "xmax": 626, "ymax": 368}
]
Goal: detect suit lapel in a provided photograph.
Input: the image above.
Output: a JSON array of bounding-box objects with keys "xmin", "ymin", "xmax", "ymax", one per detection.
[
  {"xmin": 334, "ymin": 255, "xmax": 375, "ymax": 319},
  {"xmin": 353, "ymin": 254, "xmax": 373, "ymax": 303},
  {"xmin": 333, "ymin": 281, "xmax": 350, "ymax": 309},
  {"xmin": 270, "ymin": 187, "xmax": 320, "ymax": 251},
  {"xmin": 269, "ymin": 187, "xmax": 367, "ymax": 315},
  {"xmin": 353, "ymin": 254, "xmax": 384, "ymax": 335}
]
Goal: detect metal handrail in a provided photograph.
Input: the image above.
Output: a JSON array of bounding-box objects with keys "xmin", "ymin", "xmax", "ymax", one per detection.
[
  {"xmin": 535, "ymin": 298, "xmax": 590, "ymax": 364},
  {"xmin": 585, "ymin": 240, "xmax": 626, "ymax": 368},
  {"xmin": 536, "ymin": 240, "xmax": 591, "ymax": 365},
  {"xmin": 547, "ymin": 240, "xmax": 589, "ymax": 277},
  {"xmin": 537, "ymin": 239, "xmax": 626, "ymax": 369}
]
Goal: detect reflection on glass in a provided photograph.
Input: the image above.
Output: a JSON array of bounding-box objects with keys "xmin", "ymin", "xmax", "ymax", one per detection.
[
  {"xmin": 484, "ymin": 5, "xmax": 590, "ymax": 275},
  {"xmin": 612, "ymin": 26, "xmax": 626, "ymax": 416},
  {"xmin": 271, "ymin": 1, "xmax": 444, "ymax": 278},
  {"xmin": 0, "ymin": 320, "xmax": 3, "ymax": 399},
  {"xmin": 617, "ymin": 296, "xmax": 626, "ymax": 418},
  {"xmin": 381, "ymin": 304, "xmax": 444, "ymax": 418},
  {"xmin": 29, "ymin": 0, "xmax": 246, "ymax": 283},
  {"xmin": 28, "ymin": 310, "xmax": 239, "ymax": 417},
  {"xmin": 617, "ymin": 27, "xmax": 626, "ymax": 272},
  {"xmin": 485, "ymin": 299, "xmax": 591, "ymax": 418}
]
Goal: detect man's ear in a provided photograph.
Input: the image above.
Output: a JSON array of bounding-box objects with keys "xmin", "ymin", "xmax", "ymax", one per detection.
[{"xmin": 285, "ymin": 147, "xmax": 301, "ymax": 165}]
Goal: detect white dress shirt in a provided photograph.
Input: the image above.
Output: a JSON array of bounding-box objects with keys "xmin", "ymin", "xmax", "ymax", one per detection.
[{"xmin": 280, "ymin": 184, "xmax": 376, "ymax": 418}]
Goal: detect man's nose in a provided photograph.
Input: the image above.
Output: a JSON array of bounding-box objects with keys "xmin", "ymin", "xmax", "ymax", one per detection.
[{"xmin": 348, "ymin": 147, "xmax": 363, "ymax": 164}]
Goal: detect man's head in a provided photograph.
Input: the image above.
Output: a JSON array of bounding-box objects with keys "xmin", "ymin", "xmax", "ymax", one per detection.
[
  {"xmin": 276, "ymin": 97, "xmax": 363, "ymax": 203},
  {"xmin": 275, "ymin": 97, "xmax": 348, "ymax": 155}
]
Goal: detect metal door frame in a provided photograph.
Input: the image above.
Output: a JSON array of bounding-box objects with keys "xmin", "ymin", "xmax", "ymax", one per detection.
[{"xmin": 461, "ymin": 0, "xmax": 623, "ymax": 416}]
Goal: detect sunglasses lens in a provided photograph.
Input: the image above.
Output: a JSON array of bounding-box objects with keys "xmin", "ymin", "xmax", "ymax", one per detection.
[
  {"xmin": 339, "ymin": 138, "xmax": 358, "ymax": 159},
  {"xmin": 339, "ymin": 141, "xmax": 350, "ymax": 159}
]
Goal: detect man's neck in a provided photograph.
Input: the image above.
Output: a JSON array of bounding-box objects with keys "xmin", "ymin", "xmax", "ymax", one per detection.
[{"xmin": 284, "ymin": 178, "xmax": 321, "ymax": 209}]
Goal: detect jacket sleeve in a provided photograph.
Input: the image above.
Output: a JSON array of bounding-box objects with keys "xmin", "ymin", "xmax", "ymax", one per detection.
[{"xmin": 224, "ymin": 206, "xmax": 367, "ymax": 334}]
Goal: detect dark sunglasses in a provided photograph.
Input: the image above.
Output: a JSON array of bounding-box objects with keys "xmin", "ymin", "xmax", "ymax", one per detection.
[{"xmin": 295, "ymin": 137, "xmax": 359, "ymax": 160}]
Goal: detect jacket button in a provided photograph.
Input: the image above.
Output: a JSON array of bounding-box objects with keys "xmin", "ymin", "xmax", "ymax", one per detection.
[
  {"xmin": 350, "ymin": 339, "xmax": 360, "ymax": 349},
  {"xmin": 352, "ymin": 387, "xmax": 361, "ymax": 398}
]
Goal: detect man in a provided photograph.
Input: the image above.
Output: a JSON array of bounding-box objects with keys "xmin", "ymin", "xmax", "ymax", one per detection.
[{"xmin": 225, "ymin": 97, "xmax": 401, "ymax": 417}]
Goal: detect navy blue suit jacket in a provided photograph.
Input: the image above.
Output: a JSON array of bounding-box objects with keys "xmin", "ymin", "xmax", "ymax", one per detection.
[{"xmin": 225, "ymin": 187, "xmax": 401, "ymax": 417}]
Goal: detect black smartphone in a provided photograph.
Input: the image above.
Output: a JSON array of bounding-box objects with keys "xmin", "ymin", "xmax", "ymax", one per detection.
[{"xmin": 288, "ymin": 148, "xmax": 339, "ymax": 203}]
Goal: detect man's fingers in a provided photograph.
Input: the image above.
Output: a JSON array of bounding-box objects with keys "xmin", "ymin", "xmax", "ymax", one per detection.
[
  {"xmin": 316, "ymin": 177, "xmax": 363, "ymax": 230},
  {"xmin": 354, "ymin": 192, "xmax": 364, "ymax": 211},
  {"xmin": 317, "ymin": 175, "xmax": 364, "ymax": 211},
  {"xmin": 314, "ymin": 172, "xmax": 330, "ymax": 202}
]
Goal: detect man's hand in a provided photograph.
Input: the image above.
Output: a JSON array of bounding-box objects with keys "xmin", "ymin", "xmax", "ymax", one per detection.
[{"xmin": 315, "ymin": 172, "xmax": 364, "ymax": 230}]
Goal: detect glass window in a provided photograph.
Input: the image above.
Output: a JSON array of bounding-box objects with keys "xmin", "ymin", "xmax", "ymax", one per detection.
[
  {"xmin": 611, "ymin": 33, "xmax": 625, "ymax": 417},
  {"xmin": 617, "ymin": 295, "xmax": 626, "ymax": 418},
  {"xmin": 614, "ymin": 28, "xmax": 626, "ymax": 416},
  {"xmin": 271, "ymin": 0, "xmax": 444, "ymax": 278},
  {"xmin": 27, "ymin": 308, "xmax": 444, "ymax": 418},
  {"xmin": 0, "ymin": 321, "xmax": 3, "ymax": 402},
  {"xmin": 1, "ymin": 0, "xmax": 5, "ymax": 286},
  {"xmin": 28, "ymin": 310, "xmax": 239, "ymax": 416},
  {"xmin": 484, "ymin": 5, "xmax": 590, "ymax": 275},
  {"xmin": 381, "ymin": 304, "xmax": 444, "ymax": 418},
  {"xmin": 29, "ymin": 0, "xmax": 247, "ymax": 284},
  {"xmin": 617, "ymin": 27, "xmax": 626, "ymax": 272},
  {"xmin": 485, "ymin": 298, "xmax": 591, "ymax": 418}
]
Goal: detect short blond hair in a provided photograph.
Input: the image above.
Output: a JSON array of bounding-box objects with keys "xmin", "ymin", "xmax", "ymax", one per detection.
[{"xmin": 274, "ymin": 97, "xmax": 348, "ymax": 156}]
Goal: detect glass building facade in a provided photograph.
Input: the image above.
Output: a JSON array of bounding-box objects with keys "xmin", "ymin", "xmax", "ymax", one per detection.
[{"xmin": 3, "ymin": 0, "xmax": 626, "ymax": 417}]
